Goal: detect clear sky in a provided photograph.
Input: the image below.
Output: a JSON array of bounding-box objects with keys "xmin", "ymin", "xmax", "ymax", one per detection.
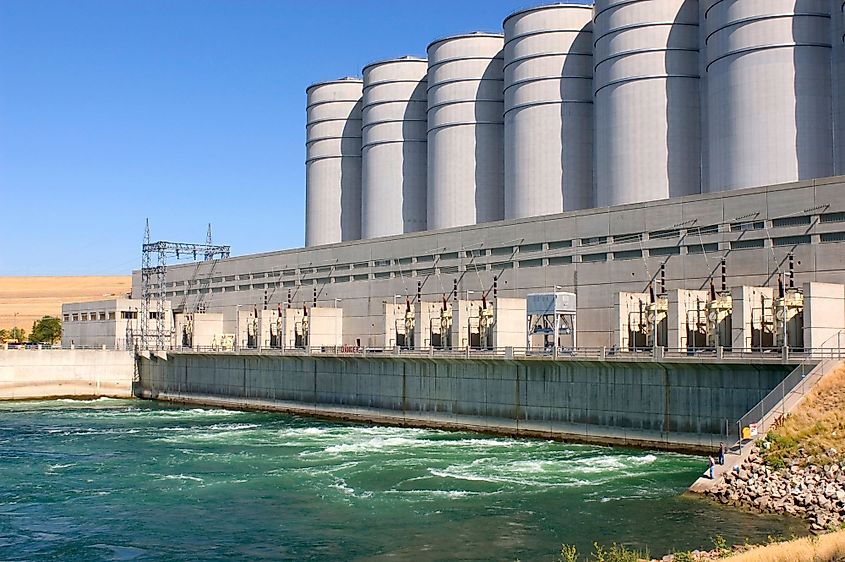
[{"xmin": 0, "ymin": 0, "xmax": 590, "ymax": 276}]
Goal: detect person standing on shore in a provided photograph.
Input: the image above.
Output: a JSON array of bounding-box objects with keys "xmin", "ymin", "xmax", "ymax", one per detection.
[
  {"xmin": 708, "ymin": 456, "xmax": 716, "ymax": 479},
  {"xmin": 719, "ymin": 442, "xmax": 726, "ymax": 465}
]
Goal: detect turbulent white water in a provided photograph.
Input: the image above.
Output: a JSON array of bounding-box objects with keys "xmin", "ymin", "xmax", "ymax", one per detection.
[{"xmin": 0, "ymin": 399, "xmax": 806, "ymax": 561}]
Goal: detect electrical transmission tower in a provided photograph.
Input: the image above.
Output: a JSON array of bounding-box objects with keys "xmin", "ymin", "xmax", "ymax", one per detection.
[{"xmin": 140, "ymin": 220, "xmax": 230, "ymax": 350}]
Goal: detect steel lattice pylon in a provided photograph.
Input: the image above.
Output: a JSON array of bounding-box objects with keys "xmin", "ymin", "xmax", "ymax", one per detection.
[{"xmin": 139, "ymin": 220, "xmax": 230, "ymax": 350}]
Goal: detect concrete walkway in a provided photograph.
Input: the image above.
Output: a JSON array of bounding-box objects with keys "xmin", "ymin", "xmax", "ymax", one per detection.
[{"xmin": 688, "ymin": 441, "xmax": 754, "ymax": 493}]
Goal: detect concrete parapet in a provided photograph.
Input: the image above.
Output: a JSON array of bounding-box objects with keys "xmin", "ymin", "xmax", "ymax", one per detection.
[{"xmin": 0, "ymin": 349, "xmax": 135, "ymax": 400}]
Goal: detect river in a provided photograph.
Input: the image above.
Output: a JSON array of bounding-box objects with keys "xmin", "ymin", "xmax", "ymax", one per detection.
[{"xmin": 0, "ymin": 399, "xmax": 805, "ymax": 561}]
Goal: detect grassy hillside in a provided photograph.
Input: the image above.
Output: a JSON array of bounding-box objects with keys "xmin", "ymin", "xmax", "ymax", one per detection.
[{"xmin": 765, "ymin": 363, "xmax": 845, "ymax": 468}]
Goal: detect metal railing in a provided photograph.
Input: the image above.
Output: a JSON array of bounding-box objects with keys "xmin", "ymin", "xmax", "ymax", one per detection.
[
  {"xmin": 735, "ymin": 329, "xmax": 845, "ymax": 441},
  {"xmin": 167, "ymin": 344, "xmax": 845, "ymax": 364}
]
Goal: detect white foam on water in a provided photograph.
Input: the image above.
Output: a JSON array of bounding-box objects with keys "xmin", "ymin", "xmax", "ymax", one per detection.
[
  {"xmin": 206, "ymin": 423, "xmax": 260, "ymax": 431},
  {"xmin": 327, "ymin": 477, "xmax": 372, "ymax": 499},
  {"xmin": 322, "ymin": 436, "xmax": 425, "ymax": 454},
  {"xmin": 160, "ymin": 474, "xmax": 204, "ymax": 483},
  {"xmin": 46, "ymin": 463, "xmax": 76, "ymax": 472},
  {"xmin": 57, "ymin": 397, "xmax": 122, "ymax": 404}
]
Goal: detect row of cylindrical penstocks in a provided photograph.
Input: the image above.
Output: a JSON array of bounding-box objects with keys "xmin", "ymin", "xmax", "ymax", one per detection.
[{"xmin": 305, "ymin": 0, "xmax": 845, "ymax": 247}]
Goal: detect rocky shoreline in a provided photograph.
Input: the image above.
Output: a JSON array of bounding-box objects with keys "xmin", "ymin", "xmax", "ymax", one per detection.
[{"xmin": 705, "ymin": 446, "xmax": 845, "ymax": 533}]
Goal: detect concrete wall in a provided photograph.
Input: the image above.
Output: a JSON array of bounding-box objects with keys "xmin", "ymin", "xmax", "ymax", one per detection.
[
  {"xmin": 492, "ymin": 298, "xmax": 526, "ymax": 348},
  {"xmin": 805, "ymin": 282, "xmax": 845, "ymax": 350},
  {"xmin": 137, "ymin": 352, "xmax": 793, "ymax": 451},
  {"xmin": 0, "ymin": 349, "xmax": 135, "ymax": 400}
]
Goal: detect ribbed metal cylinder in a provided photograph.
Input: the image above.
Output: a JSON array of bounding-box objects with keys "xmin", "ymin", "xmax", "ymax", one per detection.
[
  {"xmin": 305, "ymin": 78, "xmax": 363, "ymax": 247},
  {"xmin": 702, "ymin": 0, "xmax": 833, "ymax": 192},
  {"xmin": 427, "ymin": 33, "xmax": 505, "ymax": 230},
  {"xmin": 361, "ymin": 57, "xmax": 428, "ymax": 239},
  {"xmin": 503, "ymin": 4, "xmax": 594, "ymax": 219},
  {"xmin": 594, "ymin": 0, "xmax": 701, "ymax": 207},
  {"xmin": 835, "ymin": 1, "xmax": 845, "ymax": 176}
]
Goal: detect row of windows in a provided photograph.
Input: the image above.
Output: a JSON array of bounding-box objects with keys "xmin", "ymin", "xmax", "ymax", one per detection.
[
  {"xmin": 64, "ymin": 311, "xmax": 118, "ymax": 322},
  {"xmin": 160, "ymin": 217, "xmax": 842, "ymax": 295},
  {"xmin": 62, "ymin": 311, "xmax": 165, "ymax": 322}
]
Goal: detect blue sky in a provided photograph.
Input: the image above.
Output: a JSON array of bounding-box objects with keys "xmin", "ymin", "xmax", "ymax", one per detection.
[{"xmin": 0, "ymin": 0, "xmax": 589, "ymax": 276}]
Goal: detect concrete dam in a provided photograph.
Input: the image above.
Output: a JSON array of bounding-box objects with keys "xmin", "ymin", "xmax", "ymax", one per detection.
[{"xmin": 135, "ymin": 351, "xmax": 795, "ymax": 452}]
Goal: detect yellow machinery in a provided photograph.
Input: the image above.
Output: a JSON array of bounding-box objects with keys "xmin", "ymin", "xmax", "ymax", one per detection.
[
  {"xmin": 775, "ymin": 288, "xmax": 804, "ymax": 349},
  {"xmin": 295, "ymin": 307, "xmax": 309, "ymax": 349},
  {"xmin": 706, "ymin": 292, "xmax": 733, "ymax": 349}
]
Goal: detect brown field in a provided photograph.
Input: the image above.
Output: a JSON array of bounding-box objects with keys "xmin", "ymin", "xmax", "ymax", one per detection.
[{"xmin": 0, "ymin": 276, "xmax": 131, "ymax": 332}]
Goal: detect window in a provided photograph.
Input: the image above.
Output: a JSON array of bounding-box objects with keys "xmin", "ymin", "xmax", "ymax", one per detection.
[
  {"xmin": 614, "ymin": 249, "xmax": 642, "ymax": 261},
  {"xmin": 108, "ymin": 312, "xmax": 116, "ymax": 320},
  {"xmin": 439, "ymin": 252, "xmax": 459, "ymax": 261},
  {"xmin": 732, "ymin": 239, "xmax": 765, "ymax": 250},
  {"xmin": 649, "ymin": 229, "xmax": 680, "ymax": 240},
  {"xmin": 374, "ymin": 260, "xmax": 391, "ymax": 268},
  {"xmin": 493, "ymin": 262, "xmax": 514, "ymax": 270},
  {"xmin": 63, "ymin": 314, "xmax": 70, "ymax": 322},
  {"xmin": 353, "ymin": 262, "xmax": 370, "ymax": 269},
  {"xmin": 548, "ymin": 256, "xmax": 573, "ymax": 266},
  {"xmin": 465, "ymin": 249, "xmax": 485, "ymax": 258},
  {"xmin": 397, "ymin": 257, "xmax": 413, "ymax": 265},
  {"xmin": 772, "ymin": 216, "xmax": 811, "ymax": 228},
  {"xmin": 99, "ymin": 312, "xmax": 106, "ymax": 321},
  {"xmin": 773, "ymin": 235, "xmax": 811, "ymax": 247},
  {"xmin": 120, "ymin": 311, "xmax": 138, "ymax": 320},
  {"xmin": 731, "ymin": 221, "xmax": 764, "ymax": 232},
  {"xmin": 519, "ymin": 243, "xmax": 543, "ymax": 254},
  {"xmin": 518, "ymin": 258, "xmax": 544, "ymax": 268},
  {"xmin": 613, "ymin": 233, "xmax": 642, "ymax": 244},
  {"xmin": 548, "ymin": 240, "xmax": 572, "ymax": 250},
  {"xmin": 490, "ymin": 246, "xmax": 513, "ymax": 257},
  {"xmin": 687, "ymin": 243, "xmax": 719, "ymax": 254},
  {"xmin": 687, "ymin": 225, "xmax": 720, "ymax": 236},
  {"xmin": 581, "ymin": 253, "xmax": 607, "ymax": 263},
  {"xmin": 439, "ymin": 266, "xmax": 459, "ymax": 274},
  {"xmin": 650, "ymin": 246, "xmax": 681, "ymax": 256},
  {"xmin": 72, "ymin": 314, "xmax": 79, "ymax": 321},
  {"xmin": 374, "ymin": 272, "xmax": 391, "ymax": 279},
  {"xmin": 353, "ymin": 274, "xmax": 369, "ymax": 282},
  {"xmin": 821, "ymin": 232, "xmax": 845, "ymax": 243},
  {"xmin": 820, "ymin": 212, "xmax": 845, "ymax": 224},
  {"xmin": 581, "ymin": 236, "xmax": 607, "ymax": 247},
  {"xmin": 415, "ymin": 255, "xmax": 435, "ymax": 263}
]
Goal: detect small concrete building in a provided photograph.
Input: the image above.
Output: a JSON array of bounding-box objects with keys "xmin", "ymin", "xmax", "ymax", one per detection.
[{"xmin": 61, "ymin": 299, "xmax": 173, "ymax": 350}]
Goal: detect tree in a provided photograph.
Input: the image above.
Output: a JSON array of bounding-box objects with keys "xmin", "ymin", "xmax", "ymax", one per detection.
[
  {"xmin": 29, "ymin": 316, "xmax": 61, "ymax": 344},
  {"xmin": 9, "ymin": 327, "xmax": 25, "ymax": 342},
  {"xmin": 0, "ymin": 329, "xmax": 8, "ymax": 342}
]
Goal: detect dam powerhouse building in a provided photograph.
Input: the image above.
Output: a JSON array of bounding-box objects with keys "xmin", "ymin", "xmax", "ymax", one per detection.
[{"xmin": 82, "ymin": 1, "xmax": 845, "ymax": 352}]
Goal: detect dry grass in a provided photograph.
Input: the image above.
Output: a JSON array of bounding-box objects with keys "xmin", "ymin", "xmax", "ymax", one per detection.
[
  {"xmin": 722, "ymin": 529, "xmax": 845, "ymax": 561},
  {"xmin": 0, "ymin": 276, "xmax": 131, "ymax": 331},
  {"xmin": 765, "ymin": 364, "xmax": 845, "ymax": 467}
]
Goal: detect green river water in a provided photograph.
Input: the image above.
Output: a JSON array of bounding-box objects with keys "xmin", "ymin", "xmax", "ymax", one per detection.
[{"xmin": 0, "ymin": 399, "xmax": 806, "ymax": 561}]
